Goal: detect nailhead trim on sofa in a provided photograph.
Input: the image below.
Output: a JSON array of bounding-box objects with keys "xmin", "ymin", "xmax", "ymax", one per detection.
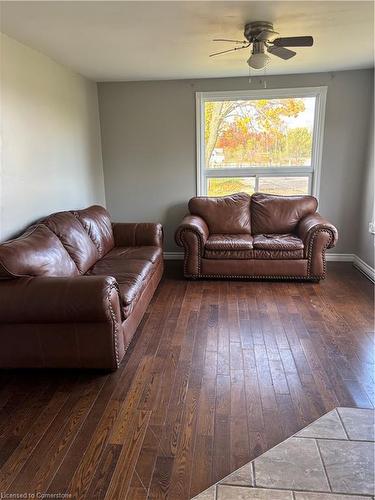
[
  {"xmin": 306, "ymin": 227, "xmax": 335, "ymax": 279},
  {"xmin": 106, "ymin": 282, "xmax": 121, "ymax": 369},
  {"xmin": 179, "ymin": 229, "xmax": 203, "ymax": 277}
]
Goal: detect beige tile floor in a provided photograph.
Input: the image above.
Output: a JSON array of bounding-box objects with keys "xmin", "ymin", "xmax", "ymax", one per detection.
[{"xmin": 192, "ymin": 408, "xmax": 375, "ymax": 500}]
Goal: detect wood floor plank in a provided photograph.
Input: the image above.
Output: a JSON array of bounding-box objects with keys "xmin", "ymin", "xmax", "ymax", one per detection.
[
  {"xmin": 104, "ymin": 410, "xmax": 151, "ymax": 500},
  {"xmin": 190, "ymin": 376, "xmax": 216, "ymax": 496},
  {"xmin": 8, "ymin": 375, "xmax": 106, "ymax": 494},
  {"xmin": 134, "ymin": 424, "xmax": 163, "ymax": 494},
  {"xmin": 65, "ymin": 400, "xmax": 121, "ymax": 499},
  {"xmin": 0, "ymin": 389, "xmax": 69, "ymax": 491},
  {"xmin": 212, "ymin": 374, "xmax": 231, "ymax": 483},
  {"xmin": 47, "ymin": 370, "xmax": 126, "ymax": 494},
  {"xmin": 84, "ymin": 444, "xmax": 122, "ymax": 500},
  {"xmin": 168, "ymin": 370, "xmax": 202, "ymax": 499}
]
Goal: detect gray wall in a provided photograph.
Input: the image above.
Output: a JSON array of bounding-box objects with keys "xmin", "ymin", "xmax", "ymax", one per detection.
[
  {"xmin": 357, "ymin": 91, "xmax": 374, "ymax": 268},
  {"xmin": 0, "ymin": 34, "xmax": 106, "ymax": 241},
  {"xmin": 98, "ymin": 69, "xmax": 374, "ymax": 254}
]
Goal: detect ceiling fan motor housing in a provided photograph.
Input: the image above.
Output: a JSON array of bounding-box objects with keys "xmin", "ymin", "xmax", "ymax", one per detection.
[
  {"xmin": 210, "ymin": 20, "xmax": 312, "ymax": 66},
  {"xmin": 252, "ymin": 41, "xmax": 266, "ymax": 55},
  {"xmin": 244, "ymin": 21, "xmax": 275, "ymax": 42}
]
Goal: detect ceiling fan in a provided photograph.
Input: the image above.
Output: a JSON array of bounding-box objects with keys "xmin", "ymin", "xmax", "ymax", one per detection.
[{"xmin": 210, "ymin": 21, "xmax": 313, "ymax": 70}]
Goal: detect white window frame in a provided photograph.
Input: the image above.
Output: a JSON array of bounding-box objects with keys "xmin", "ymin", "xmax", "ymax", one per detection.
[{"xmin": 196, "ymin": 87, "xmax": 327, "ymax": 198}]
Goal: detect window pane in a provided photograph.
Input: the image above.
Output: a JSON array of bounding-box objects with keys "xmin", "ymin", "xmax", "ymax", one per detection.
[
  {"xmin": 207, "ymin": 177, "xmax": 256, "ymax": 197},
  {"xmin": 258, "ymin": 176, "xmax": 309, "ymax": 195},
  {"xmin": 205, "ymin": 97, "xmax": 315, "ymax": 168}
]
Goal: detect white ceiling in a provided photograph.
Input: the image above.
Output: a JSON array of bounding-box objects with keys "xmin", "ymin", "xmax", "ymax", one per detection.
[{"xmin": 1, "ymin": 1, "xmax": 374, "ymax": 82}]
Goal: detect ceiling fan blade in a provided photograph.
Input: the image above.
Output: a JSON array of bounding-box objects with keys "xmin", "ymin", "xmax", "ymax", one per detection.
[
  {"xmin": 255, "ymin": 29, "xmax": 279, "ymax": 42},
  {"xmin": 213, "ymin": 38, "xmax": 247, "ymax": 44},
  {"xmin": 267, "ymin": 45, "xmax": 296, "ymax": 60},
  {"xmin": 209, "ymin": 44, "xmax": 250, "ymax": 57},
  {"xmin": 272, "ymin": 36, "xmax": 313, "ymax": 47}
]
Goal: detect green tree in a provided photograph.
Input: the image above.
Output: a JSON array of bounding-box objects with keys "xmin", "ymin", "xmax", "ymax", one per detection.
[{"xmin": 286, "ymin": 127, "xmax": 312, "ymax": 165}]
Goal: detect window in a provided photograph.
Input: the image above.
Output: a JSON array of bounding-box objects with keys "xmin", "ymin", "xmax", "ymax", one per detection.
[{"xmin": 196, "ymin": 87, "xmax": 327, "ymax": 197}]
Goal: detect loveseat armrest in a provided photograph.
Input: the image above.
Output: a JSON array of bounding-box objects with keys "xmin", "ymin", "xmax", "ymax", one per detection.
[
  {"xmin": 0, "ymin": 275, "xmax": 121, "ymax": 324},
  {"xmin": 175, "ymin": 215, "xmax": 209, "ymax": 248},
  {"xmin": 297, "ymin": 213, "xmax": 338, "ymax": 250},
  {"xmin": 175, "ymin": 215, "xmax": 209, "ymax": 278},
  {"xmin": 112, "ymin": 222, "xmax": 163, "ymax": 247}
]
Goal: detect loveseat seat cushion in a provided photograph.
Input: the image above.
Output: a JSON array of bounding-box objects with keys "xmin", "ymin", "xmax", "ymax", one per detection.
[
  {"xmin": 205, "ymin": 234, "xmax": 253, "ymax": 251},
  {"xmin": 189, "ymin": 193, "xmax": 251, "ymax": 234},
  {"xmin": 205, "ymin": 233, "xmax": 304, "ymax": 260},
  {"xmin": 253, "ymin": 234, "xmax": 304, "ymax": 251},
  {"xmin": 253, "ymin": 233, "xmax": 304, "ymax": 259},
  {"xmin": 0, "ymin": 225, "xmax": 79, "ymax": 278},
  {"xmin": 43, "ymin": 211, "xmax": 99, "ymax": 273},
  {"xmin": 251, "ymin": 193, "xmax": 318, "ymax": 235},
  {"xmin": 74, "ymin": 205, "xmax": 114, "ymax": 258}
]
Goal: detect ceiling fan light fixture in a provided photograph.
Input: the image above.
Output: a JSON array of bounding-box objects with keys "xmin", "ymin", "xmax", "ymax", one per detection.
[
  {"xmin": 247, "ymin": 52, "xmax": 270, "ymax": 70},
  {"xmin": 211, "ymin": 21, "xmax": 313, "ymax": 69}
]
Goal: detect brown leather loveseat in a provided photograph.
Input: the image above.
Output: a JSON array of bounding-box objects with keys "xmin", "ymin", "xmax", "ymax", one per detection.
[
  {"xmin": 175, "ymin": 193, "xmax": 338, "ymax": 281},
  {"xmin": 0, "ymin": 206, "xmax": 163, "ymax": 370}
]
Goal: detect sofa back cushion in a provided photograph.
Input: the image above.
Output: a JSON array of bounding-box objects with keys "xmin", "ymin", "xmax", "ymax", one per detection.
[
  {"xmin": 43, "ymin": 211, "xmax": 99, "ymax": 273},
  {"xmin": 74, "ymin": 205, "xmax": 114, "ymax": 259},
  {"xmin": 188, "ymin": 193, "xmax": 251, "ymax": 234},
  {"xmin": 0, "ymin": 225, "xmax": 79, "ymax": 279},
  {"xmin": 251, "ymin": 193, "xmax": 318, "ymax": 234}
]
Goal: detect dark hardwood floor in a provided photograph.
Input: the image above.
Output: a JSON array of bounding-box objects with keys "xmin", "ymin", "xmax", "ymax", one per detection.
[{"xmin": 0, "ymin": 262, "xmax": 373, "ymax": 499}]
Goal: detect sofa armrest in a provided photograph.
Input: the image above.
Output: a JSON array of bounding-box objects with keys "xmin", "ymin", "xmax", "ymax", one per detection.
[
  {"xmin": 297, "ymin": 213, "xmax": 338, "ymax": 251},
  {"xmin": 112, "ymin": 222, "xmax": 163, "ymax": 247},
  {"xmin": 0, "ymin": 275, "xmax": 122, "ymax": 324},
  {"xmin": 175, "ymin": 215, "xmax": 209, "ymax": 248}
]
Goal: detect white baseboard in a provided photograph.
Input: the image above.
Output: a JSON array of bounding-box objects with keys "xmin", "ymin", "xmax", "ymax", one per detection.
[
  {"xmin": 164, "ymin": 251, "xmax": 184, "ymax": 260},
  {"xmin": 353, "ymin": 255, "xmax": 375, "ymax": 282},
  {"xmin": 163, "ymin": 251, "xmax": 375, "ymax": 281},
  {"xmin": 325, "ymin": 253, "xmax": 355, "ymax": 262},
  {"xmin": 327, "ymin": 253, "xmax": 374, "ymax": 282}
]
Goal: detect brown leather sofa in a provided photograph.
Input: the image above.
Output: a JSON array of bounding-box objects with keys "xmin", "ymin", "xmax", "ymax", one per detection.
[
  {"xmin": 0, "ymin": 206, "xmax": 163, "ymax": 370},
  {"xmin": 175, "ymin": 193, "xmax": 338, "ymax": 281}
]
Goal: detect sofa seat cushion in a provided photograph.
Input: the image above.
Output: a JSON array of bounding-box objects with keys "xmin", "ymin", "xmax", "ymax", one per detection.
[
  {"xmin": 87, "ymin": 249, "xmax": 161, "ymax": 318},
  {"xmin": 103, "ymin": 246, "xmax": 162, "ymax": 264},
  {"xmin": 253, "ymin": 234, "xmax": 304, "ymax": 251},
  {"xmin": 118, "ymin": 275, "xmax": 145, "ymax": 315},
  {"xmin": 205, "ymin": 234, "xmax": 253, "ymax": 251}
]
